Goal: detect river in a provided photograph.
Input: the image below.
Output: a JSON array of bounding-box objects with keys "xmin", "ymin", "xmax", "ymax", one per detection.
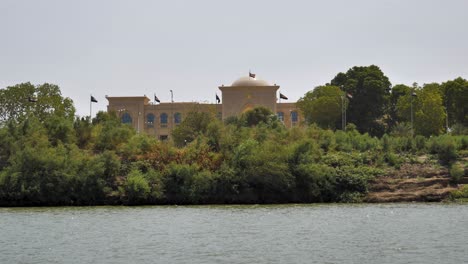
[{"xmin": 1, "ymin": 204, "xmax": 467, "ymax": 264}]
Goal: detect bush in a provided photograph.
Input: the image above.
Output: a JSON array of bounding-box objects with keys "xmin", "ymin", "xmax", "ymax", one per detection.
[
  {"xmin": 450, "ymin": 163, "xmax": 465, "ymax": 183},
  {"xmin": 124, "ymin": 170, "xmax": 150, "ymax": 204},
  {"xmin": 414, "ymin": 135, "xmax": 427, "ymax": 152},
  {"xmin": 293, "ymin": 163, "xmax": 336, "ymax": 202},
  {"xmin": 382, "ymin": 134, "xmax": 392, "ymax": 153},
  {"xmin": 385, "ymin": 152, "xmax": 402, "ymax": 168},
  {"xmin": 429, "ymin": 136, "xmax": 458, "ymax": 164},
  {"xmin": 163, "ymin": 163, "xmax": 198, "ymax": 204},
  {"xmin": 450, "ymin": 185, "xmax": 468, "ymax": 200}
]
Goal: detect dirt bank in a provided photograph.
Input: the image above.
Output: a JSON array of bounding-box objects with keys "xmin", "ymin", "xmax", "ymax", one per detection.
[{"xmin": 364, "ymin": 162, "xmax": 467, "ymax": 202}]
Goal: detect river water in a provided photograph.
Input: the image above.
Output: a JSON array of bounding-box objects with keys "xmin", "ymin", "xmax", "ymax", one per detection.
[{"xmin": 1, "ymin": 204, "xmax": 467, "ymax": 264}]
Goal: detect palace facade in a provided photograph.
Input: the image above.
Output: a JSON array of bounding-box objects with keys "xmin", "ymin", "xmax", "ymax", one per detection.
[{"xmin": 106, "ymin": 75, "xmax": 302, "ymax": 139}]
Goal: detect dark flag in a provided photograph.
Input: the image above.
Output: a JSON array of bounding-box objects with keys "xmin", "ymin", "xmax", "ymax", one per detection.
[
  {"xmin": 346, "ymin": 93, "xmax": 353, "ymax": 99},
  {"xmin": 216, "ymin": 94, "xmax": 221, "ymax": 103},
  {"xmin": 91, "ymin": 95, "xmax": 98, "ymax": 103},
  {"xmin": 249, "ymin": 71, "xmax": 256, "ymax": 78},
  {"xmin": 280, "ymin": 93, "xmax": 288, "ymax": 100},
  {"xmin": 28, "ymin": 97, "xmax": 37, "ymax": 103},
  {"xmin": 154, "ymin": 94, "xmax": 161, "ymax": 103}
]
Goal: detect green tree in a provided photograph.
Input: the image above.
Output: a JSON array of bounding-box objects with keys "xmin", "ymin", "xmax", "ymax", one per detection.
[
  {"xmin": 74, "ymin": 117, "xmax": 93, "ymax": 149},
  {"xmin": 397, "ymin": 83, "xmax": 446, "ymax": 136},
  {"xmin": 0, "ymin": 82, "xmax": 75, "ymax": 124},
  {"xmin": 124, "ymin": 169, "xmax": 150, "ymax": 204},
  {"xmin": 440, "ymin": 77, "xmax": 468, "ymax": 127},
  {"xmin": 330, "ymin": 65, "xmax": 391, "ymax": 136},
  {"xmin": 297, "ymin": 85, "xmax": 342, "ymax": 129},
  {"xmin": 239, "ymin": 106, "xmax": 275, "ymax": 127},
  {"xmin": 93, "ymin": 111, "xmax": 135, "ymax": 152},
  {"xmin": 387, "ymin": 84, "xmax": 411, "ymax": 129},
  {"xmin": 171, "ymin": 111, "xmax": 215, "ymax": 147}
]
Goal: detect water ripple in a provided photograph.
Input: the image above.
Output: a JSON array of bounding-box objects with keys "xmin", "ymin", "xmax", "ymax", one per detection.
[{"xmin": 1, "ymin": 204, "xmax": 468, "ymax": 264}]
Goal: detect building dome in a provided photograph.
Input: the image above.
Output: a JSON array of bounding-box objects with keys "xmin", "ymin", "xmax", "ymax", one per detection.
[{"xmin": 231, "ymin": 76, "xmax": 271, "ymax": 87}]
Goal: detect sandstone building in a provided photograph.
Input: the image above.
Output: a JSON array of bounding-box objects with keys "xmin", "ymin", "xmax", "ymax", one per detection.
[{"xmin": 106, "ymin": 74, "xmax": 301, "ymax": 139}]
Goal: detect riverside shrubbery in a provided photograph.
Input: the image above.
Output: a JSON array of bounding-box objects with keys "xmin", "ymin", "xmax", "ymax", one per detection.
[{"xmin": 0, "ymin": 109, "xmax": 467, "ymax": 206}]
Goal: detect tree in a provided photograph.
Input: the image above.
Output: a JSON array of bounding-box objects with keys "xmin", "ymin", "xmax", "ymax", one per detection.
[
  {"xmin": 93, "ymin": 111, "xmax": 136, "ymax": 152},
  {"xmin": 0, "ymin": 83, "xmax": 75, "ymax": 124},
  {"xmin": 440, "ymin": 77, "xmax": 468, "ymax": 127},
  {"xmin": 124, "ymin": 169, "xmax": 150, "ymax": 204},
  {"xmin": 239, "ymin": 106, "xmax": 274, "ymax": 127},
  {"xmin": 171, "ymin": 111, "xmax": 215, "ymax": 147},
  {"xmin": 330, "ymin": 65, "xmax": 391, "ymax": 136},
  {"xmin": 297, "ymin": 85, "xmax": 342, "ymax": 129},
  {"xmin": 74, "ymin": 117, "xmax": 93, "ymax": 149},
  {"xmin": 397, "ymin": 83, "xmax": 446, "ymax": 136},
  {"xmin": 387, "ymin": 84, "xmax": 411, "ymax": 129}
]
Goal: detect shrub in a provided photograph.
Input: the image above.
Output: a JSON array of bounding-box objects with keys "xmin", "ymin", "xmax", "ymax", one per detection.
[
  {"xmin": 414, "ymin": 135, "xmax": 427, "ymax": 152},
  {"xmin": 163, "ymin": 163, "xmax": 199, "ymax": 204},
  {"xmin": 124, "ymin": 169, "xmax": 150, "ymax": 204},
  {"xmin": 450, "ymin": 163, "xmax": 465, "ymax": 183},
  {"xmin": 385, "ymin": 152, "xmax": 402, "ymax": 168},
  {"xmin": 382, "ymin": 134, "xmax": 392, "ymax": 153},
  {"xmin": 293, "ymin": 163, "xmax": 336, "ymax": 202},
  {"xmin": 450, "ymin": 185, "xmax": 468, "ymax": 200},
  {"xmin": 429, "ymin": 136, "xmax": 458, "ymax": 164}
]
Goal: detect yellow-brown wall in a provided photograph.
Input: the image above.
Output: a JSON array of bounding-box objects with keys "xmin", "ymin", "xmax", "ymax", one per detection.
[{"xmin": 106, "ymin": 86, "xmax": 303, "ymax": 139}]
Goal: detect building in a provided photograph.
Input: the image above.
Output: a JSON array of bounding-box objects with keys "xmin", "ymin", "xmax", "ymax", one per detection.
[{"xmin": 106, "ymin": 74, "xmax": 302, "ymax": 139}]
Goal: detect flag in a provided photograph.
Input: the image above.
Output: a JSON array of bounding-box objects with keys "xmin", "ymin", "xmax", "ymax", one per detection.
[
  {"xmin": 346, "ymin": 93, "xmax": 353, "ymax": 99},
  {"xmin": 280, "ymin": 93, "xmax": 288, "ymax": 100},
  {"xmin": 216, "ymin": 94, "xmax": 221, "ymax": 103},
  {"xmin": 249, "ymin": 71, "xmax": 256, "ymax": 78},
  {"xmin": 28, "ymin": 97, "xmax": 37, "ymax": 103},
  {"xmin": 91, "ymin": 95, "xmax": 98, "ymax": 103},
  {"xmin": 154, "ymin": 94, "xmax": 161, "ymax": 103}
]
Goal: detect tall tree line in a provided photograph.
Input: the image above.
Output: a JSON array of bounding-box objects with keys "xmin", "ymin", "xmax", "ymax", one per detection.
[{"xmin": 297, "ymin": 65, "xmax": 467, "ymax": 136}]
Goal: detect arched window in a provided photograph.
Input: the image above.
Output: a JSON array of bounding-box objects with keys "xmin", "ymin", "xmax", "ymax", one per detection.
[
  {"xmin": 146, "ymin": 113, "xmax": 155, "ymax": 128},
  {"xmin": 291, "ymin": 111, "xmax": 298, "ymax": 123},
  {"xmin": 174, "ymin": 112, "xmax": 182, "ymax": 125},
  {"xmin": 121, "ymin": 113, "xmax": 132, "ymax": 124},
  {"xmin": 160, "ymin": 113, "xmax": 168, "ymax": 128},
  {"xmin": 277, "ymin": 112, "xmax": 284, "ymax": 122}
]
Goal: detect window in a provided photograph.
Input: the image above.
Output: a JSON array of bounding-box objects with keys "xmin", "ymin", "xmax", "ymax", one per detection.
[
  {"xmin": 146, "ymin": 113, "xmax": 155, "ymax": 128},
  {"xmin": 277, "ymin": 112, "xmax": 284, "ymax": 122},
  {"xmin": 159, "ymin": 135, "xmax": 168, "ymax": 141},
  {"xmin": 121, "ymin": 113, "xmax": 132, "ymax": 124},
  {"xmin": 160, "ymin": 113, "xmax": 168, "ymax": 128},
  {"xmin": 291, "ymin": 111, "xmax": 298, "ymax": 123},
  {"xmin": 174, "ymin": 112, "xmax": 182, "ymax": 125}
]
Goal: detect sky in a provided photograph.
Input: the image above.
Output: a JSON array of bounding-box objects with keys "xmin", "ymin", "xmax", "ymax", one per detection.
[{"xmin": 1, "ymin": 0, "xmax": 467, "ymax": 117}]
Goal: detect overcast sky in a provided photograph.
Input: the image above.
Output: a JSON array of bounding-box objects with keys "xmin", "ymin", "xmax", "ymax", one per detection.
[{"xmin": 1, "ymin": 0, "xmax": 467, "ymax": 117}]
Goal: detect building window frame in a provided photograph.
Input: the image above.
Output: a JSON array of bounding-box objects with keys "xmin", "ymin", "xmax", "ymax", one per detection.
[
  {"xmin": 146, "ymin": 113, "xmax": 155, "ymax": 128},
  {"xmin": 121, "ymin": 112, "xmax": 132, "ymax": 124},
  {"xmin": 277, "ymin": 112, "xmax": 284, "ymax": 122},
  {"xmin": 174, "ymin": 112, "xmax": 182, "ymax": 125},
  {"xmin": 160, "ymin": 113, "xmax": 168, "ymax": 128}
]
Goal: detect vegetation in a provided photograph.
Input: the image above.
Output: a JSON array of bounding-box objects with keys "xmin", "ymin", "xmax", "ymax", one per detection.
[
  {"xmin": 297, "ymin": 85, "xmax": 342, "ymax": 129},
  {"xmin": 0, "ymin": 66, "xmax": 467, "ymax": 206}
]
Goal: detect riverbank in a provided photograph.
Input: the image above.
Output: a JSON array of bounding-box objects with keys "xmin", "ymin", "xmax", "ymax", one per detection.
[
  {"xmin": 365, "ymin": 162, "xmax": 468, "ymax": 202},
  {"xmin": 1, "ymin": 110, "xmax": 467, "ymax": 206}
]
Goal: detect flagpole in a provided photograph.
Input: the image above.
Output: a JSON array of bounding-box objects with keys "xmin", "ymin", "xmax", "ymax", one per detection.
[
  {"xmin": 344, "ymin": 96, "xmax": 347, "ymax": 131},
  {"xmin": 90, "ymin": 94, "xmax": 92, "ymax": 118},
  {"xmin": 170, "ymin": 90, "xmax": 174, "ymax": 136},
  {"xmin": 341, "ymin": 94, "xmax": 344, "ymax": 130},
  {"xmin": 411, "ymin": 90, "xmax": 414, "ymax": 137}
]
